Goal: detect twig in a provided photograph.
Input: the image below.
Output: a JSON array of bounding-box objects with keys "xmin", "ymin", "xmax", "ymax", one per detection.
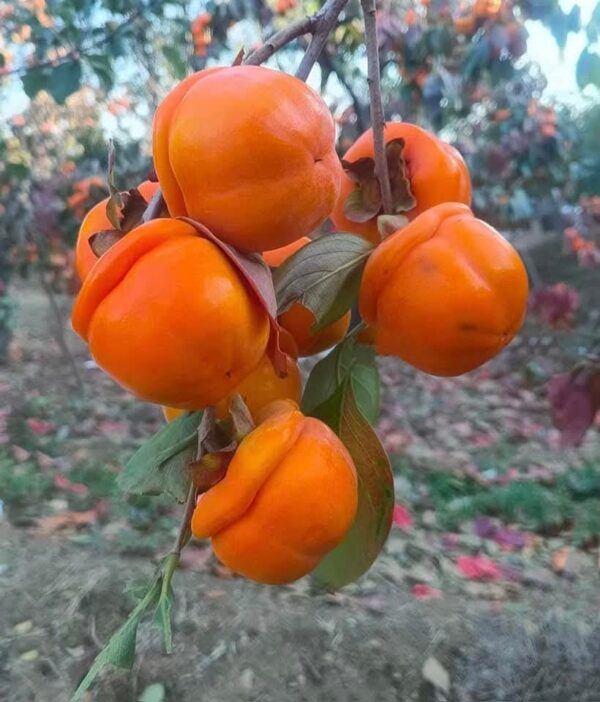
[
  {"xmin": 296, "ymin": 0, "xmax": 350, "ymax": 80},
  {"xmin": 163, "ymin": 407, "xmax": 217, "ymax": 579},
  {"xmin": 32, "ymin": 249, "xmax": 85, "ymax": 394},
  {"xmin": 360, "ymin": 0, "xmax": 393, "ymax": 214},
  {"xmin": 244, "ymin": 15, "xmax": 319, "ymax": 66},
  {"xmin": 244, "ymin": 0, "xmax": 349, "ymax": 80}
]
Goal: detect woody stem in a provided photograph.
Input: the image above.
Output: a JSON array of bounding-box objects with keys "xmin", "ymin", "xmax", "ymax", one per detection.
[
  {"xmin": 360, "ymin": 0, "xmax": 393, "ymax": 215},
  {"xmin": 244, "ymin": 0, "xmax": 349, "ymax": 80}
]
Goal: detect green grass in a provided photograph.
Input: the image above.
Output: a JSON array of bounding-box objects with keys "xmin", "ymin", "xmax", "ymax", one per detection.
[{"xmin": 394, "ymin": 455, "xmax": 600, "ymax": 546}]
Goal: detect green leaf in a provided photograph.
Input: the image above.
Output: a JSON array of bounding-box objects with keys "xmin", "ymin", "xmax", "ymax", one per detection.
[
  {"xmin": 302, "ymin": 337, "xmax": 380, "ymax": 424},
  {"xmin": 118, "ymin": 411, "xmax": 202, "ymax": 502},
  {"xmin": 311, "ymin": 383, "xmax": 394, "ymax": 590},
  {"xmin": 22, "ymin": 67, "xmax": 50, "ymax": 99},
  {"xmin": 70, "ymin": 576, "xmax": 162, "ymax": 701},
  {"xmin": 5, "ymin": 162, "xmax": 30, "ymax": 179},
  {"xmin": 86, "ymin": 54, "xmax": 114, "ymax": 92},
  {"xmin": 273, "ymin": 234, "xmax": 373, "ymax": 332},
  {"xmin": 349, "ymin": 345, "xmax": 380, "ymax": 425},
  {"xmin": 302, "ymin": 341, "xmax": 353, "ymax": 416},
  {"xmin": 47, "ymin": 60, "xmax": 82, "ymax": 104},
  {"xmin": 162, "ymin": 45, "xmax": 188, "ymax": 80}
]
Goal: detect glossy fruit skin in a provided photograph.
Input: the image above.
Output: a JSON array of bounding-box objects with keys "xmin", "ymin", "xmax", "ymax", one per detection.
[
  {"xmin": 330, "ymin": 123, "xmax": 472, "ymax": 244},
  {"xmin": 264, "ymin": 238, "xmax": 351, "ymax": 356},
  {"xmin": 75, "ymin": 180, "xmax": 159, "ymax": 282},
  {"xmin": 152, "ymin": 65, "xmax": 342, "ymax": 252},
  {"xmin": 359, "ymin": 203, "xmax": 528, "ymax": 376},
  {"xmin": 191, "ymin": 400, "xmax": 358, "ymax": 584},
  {"xmin": 163, "ymin": 351, "xmax": 302, "ymax": 422},
  {"xmin": 71, "ymin": 218, "xmax": 269, "ymax": 408}
]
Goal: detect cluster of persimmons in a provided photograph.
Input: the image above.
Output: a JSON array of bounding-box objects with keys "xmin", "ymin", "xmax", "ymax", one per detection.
[{"xmin": 71, "ymin": 65, "xmax": 528, "ymax": 585}]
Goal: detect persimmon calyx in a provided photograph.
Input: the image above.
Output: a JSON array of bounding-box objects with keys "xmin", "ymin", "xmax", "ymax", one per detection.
[
  {"xmin": 89, "ymin": 188, "xmax": 156, "ymax": 259},
  {"xmin": 342, "ymin": 138, "xmax": 416, "ymax": 223}
]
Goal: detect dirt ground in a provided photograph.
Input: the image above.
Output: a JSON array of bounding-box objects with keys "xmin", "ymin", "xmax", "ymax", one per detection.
[{"xmin": 2, "ymin": 267, "xmax": 600, "ymax": 702}]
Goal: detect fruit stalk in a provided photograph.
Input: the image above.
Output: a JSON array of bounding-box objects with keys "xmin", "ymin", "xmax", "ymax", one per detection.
[{"xmin": 360, "ymin": 0, "xmax": 393, "ymax": 215}]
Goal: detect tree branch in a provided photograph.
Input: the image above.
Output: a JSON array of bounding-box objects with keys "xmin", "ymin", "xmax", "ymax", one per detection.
[
  {"xmin": 296, "ymin": 0, "xmax": 350, "ymax": 80},
  {"xmin": 244, "ymin": 0, "xmax": 349, "ymax": 80},
  {"xmin": 360, "ymin": 0, "xmax": 393, "ymax": 214},
  {"xmin": 244, "ymin": 15, "xmax": 319, "ymax": 66}
]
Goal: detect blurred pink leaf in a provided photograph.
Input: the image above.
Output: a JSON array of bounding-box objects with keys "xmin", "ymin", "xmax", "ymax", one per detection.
[
  {"xmin": 411, "ymin": 583, "xmax": 442, "ymax": 599},
  {"xmin": 470, "ymin": 433, "xmax": 495, "ymax": 448},
  {"xmin": 392, "ymin": 503, "xmax": 413, "ymax": 529},
  {"xmin": 529, "ymin": 282, "xmax": 579, "ymax": 328},
  {"xmin": 457, "ymin": 554, "xmax": 502, "ymax": 580},
  {"xmin": 54, "ymin": 473, "xmax": 89, "ymax": 496},
  {"xmin": 26, "ymin": 418, "xmax": 55, "ymax": 436},
  {"xmin": 12, "ymin": 445, "xmax": 31, "ymax": 463},
  {"xmin": 548, "ymin": 370, "xmax": 600, "ymax": 447}
]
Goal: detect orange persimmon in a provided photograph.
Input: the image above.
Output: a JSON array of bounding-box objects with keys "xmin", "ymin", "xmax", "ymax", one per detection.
[
  {"xmin": 191, "ymin": 400, "xmax": 357, "ymax": 584},
  {"xmin": 163, "ymin": 351, "xmax": 302, "ymax": 422},
  {"xmin": 359, "ymin": 203, "xmax": 528, "ymax": 376},
  {"xmin": 152, "ymin": 65, "xmax": 342, "ymax": 252},
  {"xmin": 71, "ymin": 218, "xmax": 269, "ymax": 408},
  {"xmin": 330, "ymin": 123, "xmax": 472, "ymax": 244}
]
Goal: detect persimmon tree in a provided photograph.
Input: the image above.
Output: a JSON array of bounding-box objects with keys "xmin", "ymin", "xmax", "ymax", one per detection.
[
  {"xmin": 56, "ymin": 1, "xmax": 534, "ymax": 699},
  {"xmin": 0, "ymin": 2, "xmax": 597, "ymax": 695}
]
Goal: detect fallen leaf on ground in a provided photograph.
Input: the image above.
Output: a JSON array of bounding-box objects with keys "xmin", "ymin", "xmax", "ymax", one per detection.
[
  {"xmin": 26, "ymin": 418, "xmax": 55, "ymax": 436},
  {"xmin": 54, "ymin": 473, "xmax": 89, "ymax": 495},
  {"xmin": 35, "ymin": 501, "xmax": 107, "ymax": 535},
  {"xmin": 474, "ymin": 517, "xmax": 527, "ymax": 550},
  {"xmin": 551, "ymin": 547, "xmax": 570, "ymax": 575},
  {"xmin": 411, "ymin": 583, "xmax": 442, "ymax": 599},
  {"xmin": 456, "ymin": 554, "xmax": 502, "ymax": 581},
  {"xmin": 392, "ymin": 503, "xmax": 413, "ymax": 529}
]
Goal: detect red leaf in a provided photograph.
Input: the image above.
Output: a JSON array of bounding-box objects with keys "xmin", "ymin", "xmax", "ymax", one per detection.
[
  {"xmin": 529, "ymin": 283, "xmax": 579, "ymax": 329},
  {"xmin": 54, "ymin": 473, "xmax": 89, "ymax": 496},
  {"xmin": 456, "ymin": 554, "xmax": 502, "ymax": 580},
  {"xmin": 548, "ymin": 370, "xmax": 600, "ymax": 447},
  {"xmin": 392, "ymin": 503, "xmax": 413, "ymax": 529},
  {"xmin": 26, "ymin": 418, "xmax": 55, "ymax": 436},
  {"xmin": 411, "ymin": 583, "xmax": 442, "ymax": 599}
]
